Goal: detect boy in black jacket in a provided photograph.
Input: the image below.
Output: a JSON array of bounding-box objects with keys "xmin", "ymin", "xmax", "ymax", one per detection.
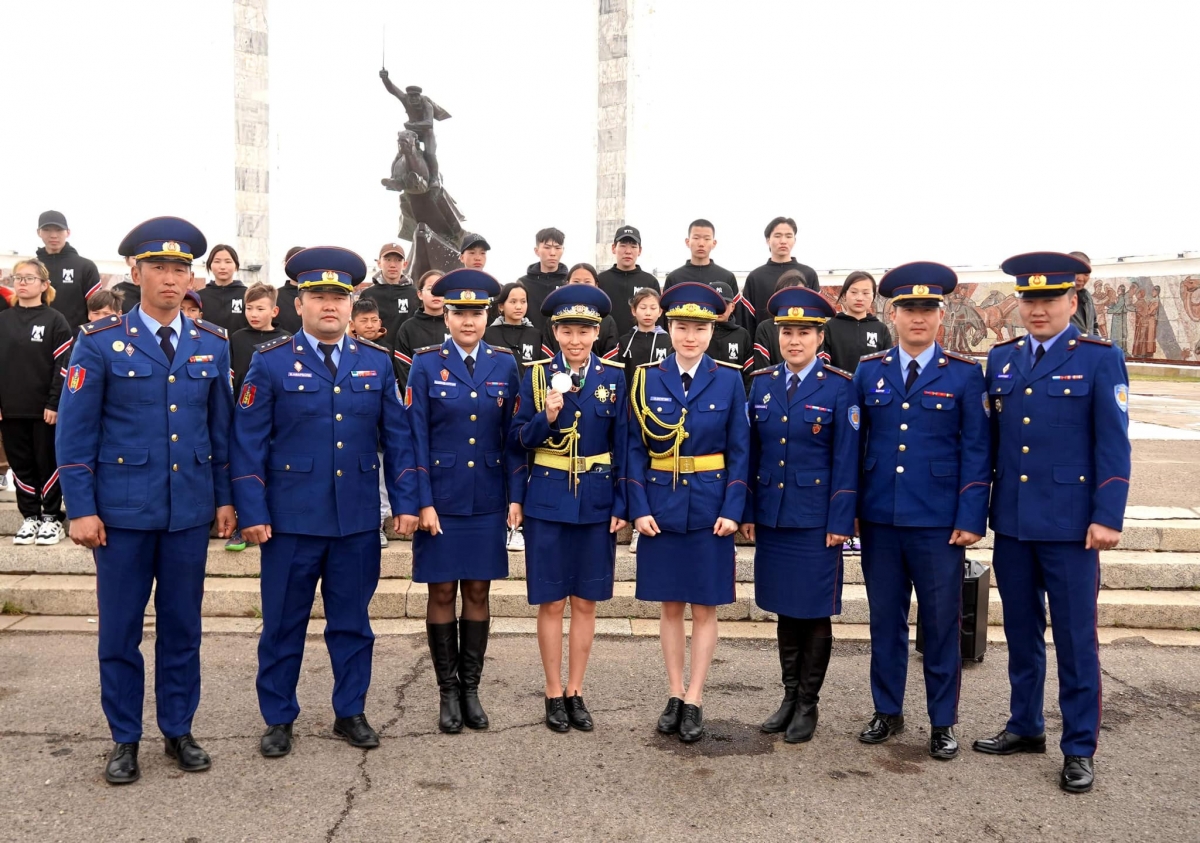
[
  {"xmin": 516, "ymin": 227, "xmax": 568, "ymax": 331},
  {"xmin": 708, "ymin": 281, "xmax": 754, "ymax": 390},
  {"xmin": 597, "ymin": 225, "xmax": 660, "ymax": 337},
  {"xmin": 230, "ymin": 283, "xmax": 291, "ymax": 395},
  {"xmin": 391, "ymin": 269, "xmax": 450, "ymax": 387},
  {"xmin": 616, "ymin": 288, "xmax": 672, "ymax": 390},
  {"xmin": 35, "ymin": 210, "xmax": 102, "ymax": 333},
  {"xmin": 733, "ymin": 216, "xmax": 819, "ymax": 336}
]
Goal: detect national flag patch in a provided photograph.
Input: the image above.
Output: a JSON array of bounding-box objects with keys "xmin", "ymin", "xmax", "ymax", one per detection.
[
  {"xmin": 67, "ymin": 365, "xmax": 86, "ymax": 393},
  {"xmin": 239, "ymin": 383, "xmax": 256, "ymax": 408},
  {"xmin": 404, "ymin": 386, "xmax": 413, "ymax": 407}
]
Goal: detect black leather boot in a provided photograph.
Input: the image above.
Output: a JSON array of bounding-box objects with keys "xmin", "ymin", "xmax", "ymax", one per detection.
[
  {"xmin": 427, "ymin": 622, "xmax": 463, "ymax": 734},
  {"xmin": 761, "ymin": 617, "xmax": 801, "ymax": 733},
  {"xmin": 104, "ymin": 742, "xmax": 140, "ymax": 785},
  {"xmin": 458, "ymin": 618, "xmax": 490, "ymax": 730},
  {"xmin": 785, "ymin": 633, "xmax": 832, "ymax": 744}
]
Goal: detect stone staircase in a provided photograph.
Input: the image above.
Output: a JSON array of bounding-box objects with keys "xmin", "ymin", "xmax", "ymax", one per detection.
[{"xmin": 2, "ymin": 504, "xmax": 1199, "ymax": 636}]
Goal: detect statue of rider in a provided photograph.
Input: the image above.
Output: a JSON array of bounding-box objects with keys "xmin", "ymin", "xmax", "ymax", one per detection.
[{"xmin": 379, "ymin": 69, "xmax": 451, "ymax": 185}]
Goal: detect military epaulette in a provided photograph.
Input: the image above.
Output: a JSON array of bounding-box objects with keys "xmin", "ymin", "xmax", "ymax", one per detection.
[
  {"xmin": 637, "ymin": 361, "xmax": 658, "ymax": 368},
  {"xmin": 859, "ymin": 350, "xmax": 888, "ymax": 362},
  {"xmin": 1078, "ymin": 336, "xmax": 1113, "ymax": 347},
  {"xmin": 750, "ymin": 366, "xmax": 777, "ymax": 377},
  {"xmin": 354, "ymin": 337, "xmax": 389, "ymax": 354},
  {"xmin": 824, "ymin": 364, "xmax": 853, "ymax": 379},
  {"xmin": 415, "ymin": 344, "xmax": 442, "ymax": 355},
  {"xmin": 489, "ymin": 345, "xmax": 514, "ymax": 355},
  {"xmin": 524, "ymin": 357, "xmax": 554, "ymax": 368},
  {"xmin": 598, "ymin": 358, "xmax": 625, "ymax": 369},
  {"xmin": 714, "ymin": 360, "xmax": 742, "ymax": 370},
  {"xmin": 942, "ymin": 350, "xmax": 979, "ymax": 365},
  {"xmin": 194, "ymin": 319, "xmax": 227, "ymax": 340},
  {"xmin": 993, "ymin": 336, "xmax": 1023, "ymax": 347},
  {"xmin": 81, "ymin": 315, "xmax": 122, "ymax": 335}
]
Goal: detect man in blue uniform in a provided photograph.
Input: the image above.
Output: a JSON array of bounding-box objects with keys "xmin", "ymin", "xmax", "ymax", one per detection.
[
  {"xmin": 56, "ymin": 217, "xmax": 236, "ymax": 784},
  {"xmin": 973, "ymin": 252, "xmax": 1130, "ymax": 794},
  {"xmin": 852, "ymin": 263, "xmax": 991, "ymax": 760},
  {"xmin": 231, "ymin": 247, "xmax": 418, "ymax": 758}
]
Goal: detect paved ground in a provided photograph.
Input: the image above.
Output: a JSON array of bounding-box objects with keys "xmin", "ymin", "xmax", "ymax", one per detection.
[{"xmin": 2, "ymin": 633, "xmax": 1198, "ymax": 842}]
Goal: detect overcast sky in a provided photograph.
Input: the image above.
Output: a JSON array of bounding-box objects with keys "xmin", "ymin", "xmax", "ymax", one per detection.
[{"xmin": 2, "ymin": 1, "xmax": 1196, "ymax": 282}]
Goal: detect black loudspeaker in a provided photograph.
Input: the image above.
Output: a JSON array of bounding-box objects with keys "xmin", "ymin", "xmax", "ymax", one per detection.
[{"xmin": 915, "ymin": 558, "xmax": 991, "ymax": 663}]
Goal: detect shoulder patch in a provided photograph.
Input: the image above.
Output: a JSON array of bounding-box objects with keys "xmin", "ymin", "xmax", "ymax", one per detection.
[
  {"xmin": 354, "ymin": 337, "xmax": 389, "ymax": 353},
  {"xmin": 750, "ymin": 366, "xmax": 776, "ymax": 377},
  {"xmin": 415, "ymin": 344, "xmax": 442, "ymax": 355},
  {"xmin": 599, "ymin": 358, "xmax": 625, "ymax": 369},
  {"xmin": 258, "ymin": 335, "xmax": 291, "ymax": 353},
  {"xmin": 1079, "ymin": 336, "xmax": 1113, "ymax": 347},
  {"xmin": 637, "ymin": 361, "xmax": 658, "ymax": 368},
  {"xmin": 81, "ymin": 315, "xmax": 122, "ymax": 335},
  {"xmin": 194, "ymin": 319, "xmax": 227, "ymax": 339},
  {"xmin": 824, "ymin": 364, "xmax": 853, "ymax": 380},
  {"xmin": 524, "ymin": 357, "xmax": 554, "ymax": 368},
  {"xmin": 943, "ymin": 350, "xmax": 979, "ymax": 365},
  {"xmin": 489, "ymin": 345, "xmax": 514, "ymax": 355},
  {"xmin": 993, "ymin": 336, "xmax": 1023, "ymax": 347},
  {"xmin": 859, "ymin": 350, "xmax": 887, "ymax": 362},
  {"xmin": 714, "ymin": 359, "xmax": 742, "ymax": 370}
]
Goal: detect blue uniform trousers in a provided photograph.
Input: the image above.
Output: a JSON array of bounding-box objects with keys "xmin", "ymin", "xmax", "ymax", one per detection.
[
  {"xmin": 95, "ymin": 524, "xmax": 210, "ymax": 743},
  {"xmin": 860, "ymin": 521, "xmax": 963, "ymax": 726},
  {"xmin": 257, "ymin": 530, "xmax": 381, "ymax": 725},
  {"xmin": 992, "ymin": 533, "xmax": 1102, "ymax": 757}
]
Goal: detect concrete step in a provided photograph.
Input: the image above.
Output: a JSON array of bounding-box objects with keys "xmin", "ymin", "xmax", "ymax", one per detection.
[
  {"xmin": 4, "ymin": 540, "xmax": 1199, "ymax": 591},
  {"xmin": 3, "ymin": 574, "xmax": 1198, "ymax": 630}
]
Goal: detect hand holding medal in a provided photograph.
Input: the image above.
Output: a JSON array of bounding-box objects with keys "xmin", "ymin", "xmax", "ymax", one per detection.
[{"xmin": 545, "ymin": 371, "xmax": 572, "ymax": 423}]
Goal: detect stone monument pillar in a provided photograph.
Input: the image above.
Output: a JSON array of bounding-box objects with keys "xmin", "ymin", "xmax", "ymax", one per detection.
[
  {"xmin": 233, "ymin": 0, "xmax": 270, "ymax": 283},
  {"xmin": 595, "ymin": 0, "xmax": 631, "ymax": 268}
]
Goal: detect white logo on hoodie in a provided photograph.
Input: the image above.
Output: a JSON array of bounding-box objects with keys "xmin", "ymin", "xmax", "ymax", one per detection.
[
  {"xmin": 866, "ymin": 331, "xmax": 878, "ymax": 348},
  {"xmin": 31, "ymin": 325, "xmax": 45, "ymax": 342},
  {"xmin": 61, "ymin": 269, "xmax": 74, "ymax": 284}
]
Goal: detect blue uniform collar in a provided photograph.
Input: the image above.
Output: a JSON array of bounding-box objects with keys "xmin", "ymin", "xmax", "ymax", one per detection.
[
  {"xmin": 137, "ymin": 306, "xmax": 182, "ymax": 342},
  {"xmin": 897, "ymin": 343, "xmax": 936, "ymax": 375},
  {"xmin": 1029, "ymin": 325, "xmax": 1071, "ymax": 357},
  {"xmin": 452, "ymin": 341, "xmax": 478, "ymax": 363},
  {"xmin": 301, "ymin": 330, "xmax": 345, "ymax": 353},
  {"xmin": 782, "ymin": 357, "xmax": 818, "ymax": 384}
]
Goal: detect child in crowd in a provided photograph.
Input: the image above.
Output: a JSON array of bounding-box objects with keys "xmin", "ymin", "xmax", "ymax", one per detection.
[
  {"xmin": 616, "ymin": 288, "xmax": 673, "ymax": 390},
  {"xmin": 540, "ymin": 263, "xmax": 620, "ymax": 359},
  {"xmin": 484, "ymin": 281, "xmax": 542, "ymax": 364},
  {"xmin": 347, "ymin": 297, "xmax": 396, "ymax": 549},
  {"xmin": 86, "ymin": 288, "xmax": 124, "ymax": 322},
  {"xmin": 821, "ymin": 271, "xmax": 892, "ymax": 372},
  {"xmin": 390, "ymin": 269, "xmax": 447, "ymax": 387},
  {"xmin": 181, "ymin": 289, "xmax": 203, "ymax": 321}
]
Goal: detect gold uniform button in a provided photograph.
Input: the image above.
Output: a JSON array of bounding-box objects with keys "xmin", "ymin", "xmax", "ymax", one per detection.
[
  {"xmin": 336, "ymin": 414, "xmax": 343, "ymax": 421},
  {"xmin": 298, "ymin": 385, "xmax": 304, "ymax": 391},
  {"xmin": 337, "ymin": 442, "xmax": 343, "ymax": 449},
  {"xmin": 470, "ymin": 414, "xmax": 477, "ymax": 421},
  {"xmin": 778, "ymin": 460, "xmax": 785, "ymax": 467},
  {"xmin": 469, "ymin": 438, "xmax": 476, "ymax": 445},
  {"xmin": 1022, "ymin": 446, "xmax": 1029, "ymax": 454},
  {"xmin": 899, "ymin": 444, "xmax": 906, "ymax": 451},
  {"xmin": 1064, "ymin": 389, "xmax": 1071, "ymax": 395},
  {"xmin": 1025, "ymin": 388, "xmax": 1032, "ymax": 395},
  {"xmin": 285, "ymin": 464, "xmax": 291, "ymax": 470},
  {"xmin": 936, "ymin": 404, "xmax": 942, "ymax": 410},
  {"xmin": 434, "ymin": 460, "xmax": 440, "ymax": 466},
  {"xmin": 168, "ymin": 375, "xmax": 176, "ymax": 383},
  {"xmin": 364, "ymin": 384, "xmax": 370, "ymax": 390},
  {"xmin": 117, "ymin": 457, "xmax": 124, "ymax": 464},
  {"xmin": 201, "ymin": 370, "xmax": 207, "ymax": 377},
  {"xmin": 470, "ymin": 392, "xmax": 478, "ymax": 399},
  {"xmin": 780, "ymin": 438, "xmax": 787, "ymax": 444},
  {"xmin": 336, "ymin": 470, "xmax": 343, "ymax": 477},
  {"xmin": 900, "ymin": 423, "xmax": 908, "ymax": 431},
  {"xmin": 778, "ymin": 482, "xmax": 784, "ymax": 489},
  {"xmin": 170, "ymin": 404, "xmax": 178, "ymax": 412},
  {"xmin": 334, "ymin": 387, "xmax": 341, "ymax": 394},
  {"xmin": 467, "ymin": 461, "xmax": 475, "ymax": 468},
  {"xmin": 814, "ymin": 479, "xmax": 821, "ymax": 485},
  {"xmin": 171, "ymin": 434, "xmax": 178, "ymax": 442},
  {"xmin": 575, "ymin": 410, "xmax": 582, "ymax": 418},
  {"xmin": 902, "ymin": 402, "xmax": 910, "ymax": 410},
  {"xmin": 1020, "ymin": 475, "xmax": 1028, "ymax": 482},
  {"xmin": 1079, "ymin": 475, "xmax": 1086, "ymax": 482},
  {"xmin": 172, "ymin": 464, "xmax": 179, "ymax": 471},
  {"xmin": 441, "ymin": 391, "xmax": 447, "ymax": 397},
  {"xmin": 896, "ymin": 466, "xmax": 905, "ymax": 474},
  {"xmin": 1023, "ymin": 417, "xmax": 1030, "ymax": 425},
  {"xmin": 709, "ymin": 404, "xmax": 715, "ymax": 410},
  {"xmin": 780, "ymin": 416, "xmax": 787, "ymax": 423}
]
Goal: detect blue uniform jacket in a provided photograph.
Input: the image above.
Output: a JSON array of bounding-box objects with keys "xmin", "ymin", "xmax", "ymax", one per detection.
[
  {"xmin": 744, "ymin": 360, "xmax": 859, "ymax": 535},
  {"xmin": 626, "ymin": 354, "xmax": 750, "ymax": 532},
  {"xmin": 852, "ymin": 343, "xmax": 991, "ymax": 535},
  {"xmin": 510, "ymin": 353, "xmax": 628, "ymax": 524},
  {"xmin": 985, "ymin": 326, "xmax": 1131, "ymax": 541},
  {"xmin": 229, "ymin": 334, "xmax": 416, "ymax": 537},
  {"xmin": 55, "ymin": 308, "xmax": 234, "ymax": 532},
  {"xmin": 407, "ymin": 339, "xmax": 521, "ymax": 516}
]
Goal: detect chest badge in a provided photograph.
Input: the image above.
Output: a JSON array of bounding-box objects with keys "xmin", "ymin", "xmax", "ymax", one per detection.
[
  {"xmin": 440, "ymin": 368, "xmax": 451, "ymax": 382},
  {"xmin": 877, "ymin": 378, "xmax": 885, "ymax": 390},
  {"xmin": 294, "ymin": 361, "xmax": 303, "ymax": 372},
  {"xmin": 995, "ymin": 397, "xmax": 1003, "ymax": 414},
  {"xmin": 763, "ymin": 393, "xmax": 770, "ymax": 404},
  {"xmin": 112, "ymin": 340, "xmax": 126, "ymax": 352},
  {"xmin": 812, "ymin": 423, "xmax": 822, "ymax": 435},
  {"xmin": 125, "ymin": 345, "xmax": 135, "ymax": 357},
  {"xmin": 594, "ymin": 385, "xmax": 610, "ymax": 403}
]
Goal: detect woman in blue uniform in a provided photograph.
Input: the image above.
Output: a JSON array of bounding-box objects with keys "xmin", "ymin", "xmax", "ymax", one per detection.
[
  {"xmin": 627, "ymin": 282, "xmax": 750, "ymax": 743},
  {"xmin": 741, "ymin": 288, "xmax": 859, "ymax": 744},
  {"xmin": 510, "ymin": 285, "xmax": 628, "ymax": 732},
  {"xmin": 405, "ymin": 269, "xmax": 521, "ymax": 734}
]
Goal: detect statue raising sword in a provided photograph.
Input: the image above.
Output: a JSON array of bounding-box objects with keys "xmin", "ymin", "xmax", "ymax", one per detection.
[{"xmin": 380, "ymin": 69, "xmax": 451, "ymax": 184}]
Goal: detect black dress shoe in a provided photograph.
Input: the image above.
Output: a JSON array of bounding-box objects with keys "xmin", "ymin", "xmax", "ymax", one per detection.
[
  {"xmin": 929, "ymin": 726, "xmax": 959, "ymax": 760},
  {"xmin": 1061, "ymin": 755, "xmax": 1095, "ymax": 794},
  {"xmin": 657, "ymin": 697, "xmax": 684, "ymax": 734},
  {"xmin": 858, "ymin": 712, "xmax": 905, "ymax": 744},
  {"xmin": 565, "ymin": 694, "xmax": 594, "ymax": 731},
  {"xmin": 678, "ymin": 704, "xmax": 704, "ymax": 743},
  {"xmin": 260, "ymin": 723, "xmax": 294, "ymax": 758},
  {"xmin": 164, "ymin": 733, "xmax": 211, "ymax": 772},
  {"xmin": 544, "ymin": 696, "xmax": 570, "ymax": 733},
  {"xmin": 972, "ymin": 729, "xmax": 1047, "ymax": 756},
  {"xmin": 333, "ymin": 714, "xmax": 380, "ymax": 749},
  {"xmin": 104, "ymin": 742, "xmax": 140, "ymax": 785}
]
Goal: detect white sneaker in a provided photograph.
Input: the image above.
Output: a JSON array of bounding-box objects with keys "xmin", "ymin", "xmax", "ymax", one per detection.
[
  {"xmin": 35, "ymin": 517, "xmax": 65, "ymax": 546},
  {"xmin": 629, "ymin": 528, "xmax": 639, "ymax": 554},
  {"xmin": 506, "ymin": 527, "xmax": 525, "ymax": 552},
  {"xmin": 379, "ymin": 526, "xmax": 389, "ymax": 548},
  {"xmin": 13, "ymin": 516, "xmax": 39, "ymax": 545}
]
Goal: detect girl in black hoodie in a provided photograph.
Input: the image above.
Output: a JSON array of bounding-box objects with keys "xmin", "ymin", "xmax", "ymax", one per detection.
[
  {"xmin": 821, "ymin": 271, "xmax": 893, "ymax": 373},
  {"xmin": 484, "ymin": 282, "xmax": 543, "ymax": 365}
]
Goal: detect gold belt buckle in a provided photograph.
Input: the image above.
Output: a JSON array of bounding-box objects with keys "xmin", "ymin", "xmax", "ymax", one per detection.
[
  {"xmin": 572, "ymin": 457, "xmax": 588, "ymax": 473},
  {"xmin": 677, "ymin": 456, "xmax": 695, "ymax": 473}
]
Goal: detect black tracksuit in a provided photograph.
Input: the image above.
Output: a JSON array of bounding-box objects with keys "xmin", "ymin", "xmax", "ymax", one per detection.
[
  {"xmin": 752, "ymin": 320, "xmax": 781, "ymax": 371},
  {"xmin": 616, "ymin": 326, "xmax": 673, "ymax": 389},
  {"xmin": 391, "ymin": 310, "xmax": 449, "ymax": 387},
  {"xmin": 111, "ymin": 280, "xmax": 141, "ymax": 314},
  {"xmin": 517, "ymin": 263, "xmax": 569, "ymax": 331},
  {"xmin": 663, "ymin": 261, "xmax": 738, "ymax": 294},
  {"xmin": 733, "ymin": 258, "xmax": 819, "ymax": 337},
  {"xmin": 821, "ymin": 312, "xmax": 893, "ymax": 373},
  {"xmin": 0, "ymin": 304, "xmax": 73, "ymax": 518},
  {"xmin": 230, "ymin": 326, "xmax": 292, "ymax": 394},
  {"xmin": 197, "ymin": 280, "xmax": 249, "ymax": 333},
  {"xmin": 484, "ymin": 318, "xmax": 543, "ymax": 365},
  {"xmin": 540, "ymin": 315, "xmax": 620, "ymax": 360},
  {"xmin": 360, "ymin": 280, "xmax": 420, "ymax": 330},
  {"xmin": 708, "ymin": 320, "xmax": 754, "ymax": 389},
  {"xmin": 275, "ymin": 282, "xmax": 303, "ymax": 335},
  {"xmin": 597, "ymin": 265, "xmax": 661, "ymax": 337},
  {"xmin": 37, "ymin": 243, "xmax": 102, "ymax": 333}
]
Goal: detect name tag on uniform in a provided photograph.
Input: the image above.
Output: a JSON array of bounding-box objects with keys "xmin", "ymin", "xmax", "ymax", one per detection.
[
  {"xmin": 753, "ymin": 403, "xmax": 768, "ymax": 410},
  {"xmin": 188, "ymin": 354, "xmax": 214, "ymax": 363},
  {"xmin": 869, "ymin": 387, "xmax": 891, "ymax": 394},
  {"xmin": 649, "ymin": 396, "xmax": 672, "ymax": 403},
  {"xmin": 351, "ymin": 370, "xmax": 377, "ymax": 377},
  {"xmin": 434, "ymin": 379, "xmax": 457, "ymax": 387},
  {"xmin": 287, "ymin": 372, "xmax": 313, "ymax": 378}
]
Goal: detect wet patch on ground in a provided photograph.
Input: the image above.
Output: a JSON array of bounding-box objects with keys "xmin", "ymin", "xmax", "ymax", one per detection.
[{"xmin": 649, "ymin": 719, "xmax": 776, "ymax": 758}]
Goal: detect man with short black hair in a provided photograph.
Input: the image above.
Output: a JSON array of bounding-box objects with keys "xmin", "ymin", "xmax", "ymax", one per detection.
[
  {"xmin": 35, "ymin": 210, "xmax": 103, "ymax": 333},
  {"xmin": 360, "ymin": 242, "xmax": 419, "ymax": 330},
  {"xmin": 1068, "ymin": 251, "xmax": 1098, "ymax": 336},
  {"xmin": 459, "ymin": 233, "xmax": 490, "ymax": 270},
  {"xmin": 662, "ymin": 219, "xmax": 738, "ymax": 293},
  {"xmin": 597, "ymin": 225, "xmax": 661, "ymax": 337},
  {"xmin": 734, "ymin": 216, "xmax": 819, "ymax": 336},
  {"xmin": 517, "ymin": 228, "xmax": 568, "ymax": 331}
]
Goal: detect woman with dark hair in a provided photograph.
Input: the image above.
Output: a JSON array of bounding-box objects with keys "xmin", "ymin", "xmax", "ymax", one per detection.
[
  {"xmin": 822, "ymin": 271, "xmax": 892, "ymax": 373},
  {"xmin": 197, "ymin": 243, "xmax": 247, "ymax": 332},
  {"xmin": 540, "ymin": 264, "xmax": 619, "ymax": 359},
  {"xmin": 750, "ymin": 269, "xmax": 809, "ymax": 370},
  {"xmin": 484, "ymin": 281, "xmax": 542, "ymax": 365}
]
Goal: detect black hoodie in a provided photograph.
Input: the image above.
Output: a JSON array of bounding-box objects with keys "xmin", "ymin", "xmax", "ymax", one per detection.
[
  {"xmin": 111, "ymin": 279, "xmax": 141, "ymax": 313},
  {"xmin": 733, "ymin": 258, "xmax": 818, "ymax": 336},
  {"xmin": 517, "ymin": 262, "xmax": 569, "ymax": 331},
  {"xmin": 0, "ymin": 304, "xmax": 74, "ymax": 416},
  {"xmin": 275, "ymin": 281, "xmax": 303, "ymax": 335},
  {"xmin": 390, "ymin": 310, "xmax": 449, "ymax": 387},
  {"xmin": 484, "ymin": 318, "xmax": 543, "ymax": 365},
  {"xmin": 198, "ymin": 280, "xmax": 249, "ymax": 333},
  {"xmin": 360, "ymin": 279, "xmax": 420, "ymax": 329},
  {"xmin": 596, "ymin": 264, "xmax": 661, "ymax": 337},
  {"xmin": 662, "ymin": 261, "xmax": 737, "ymax": 294},
  {"xmin": 616, "ymin": 326, "xmax": 673, "ymax": 389},
  {"xmin": 36, "ymin": 243, "xmax": 102, "ymax": 333},
  {"xmin": 709, "ymin": 320, "xmax": 753, "ymax": 390},
  {"xmin": 821, "ymin": 312, "xmax": 893, "ymax": 373}
]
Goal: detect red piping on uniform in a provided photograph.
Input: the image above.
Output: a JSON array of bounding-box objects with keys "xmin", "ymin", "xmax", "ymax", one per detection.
[
  {"xmin": 726, "ymin": 480, "xmax": 748, "ymax": 489},
  {"xmin": 231, "ymin": 474, "xmax": 265, "ymax": 486},
  {"xmin": 627, "ymin": 479, "xmax": 644, "ymax": 489},
  {"xmin": 59, "ymin": 463, "xmax": 93, "ymax": 474},
  {"xmin": 830, "ymin": 489, "xmax": 855, "ymax": 500},
  {"xmin": 1097, "ymin": 477, "xmax": 1129, "ymax": 489},
  {"xmin": 959, "ymin": 481, "xmax": 989, "ymax": 494}
]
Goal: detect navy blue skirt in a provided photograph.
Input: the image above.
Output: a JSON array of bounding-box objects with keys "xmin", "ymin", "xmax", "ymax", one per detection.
[
  {"xmin": 635, "ymin": 529, "xmax": 736, "ymax": 606},
  {"xmin": 753, "ymin": 524, "xmax": 843, "ymax": 618},
  {"xmin": 412, "ymin": 511, "xmax": 509, "ymax": 583},
  {"xmin": 524, "ymin": 517, "xmax": 616, "ymax": 604}
]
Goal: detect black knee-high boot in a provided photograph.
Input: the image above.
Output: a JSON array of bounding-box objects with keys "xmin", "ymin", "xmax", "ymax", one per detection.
[
  {"xmin": 762, "ymin": 616, "xmax": 803, "ymax": 733},
  {"xmin": 786, "ymin": 626, "xmax": 833, "ymax": 744},
  {"xmin": 458, "ymin": 619, "xmax": 490, "ymax": 729},
  {"xmin": 426, "ymin": 622, "xmax": 463, "ymax": 733}
]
